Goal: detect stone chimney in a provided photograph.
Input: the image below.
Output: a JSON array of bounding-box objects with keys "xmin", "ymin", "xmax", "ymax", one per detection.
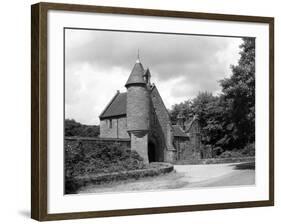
[{"xmin": 176, "ymin": 110, "xmax": 185, "ymax": 131}]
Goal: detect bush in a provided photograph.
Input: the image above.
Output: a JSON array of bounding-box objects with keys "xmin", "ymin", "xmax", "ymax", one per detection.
[
  {"xmin": 65, "ymin": 119, "xmax": 100, "ymax": 137},
  {"xmin": 64, "ymin": 140, "xmax": 149, "ymax": 193},
  {"xmin": 218, "ymin": 150, "xmax": 243, "ymax": 158},
  {"xmin": 235, "ymin": 162, "xmax": 255, "ymax": 170},
  {"xmin": 65, "ymin": 141, "xmax": 147, "ymax": 179},
  {"xmin": 241, "ymin": 143, "xmax": 255, "ymax": 156},
  {"xmin": 213, "ymin": 146, "xmax": 223, "ymax": 157}
]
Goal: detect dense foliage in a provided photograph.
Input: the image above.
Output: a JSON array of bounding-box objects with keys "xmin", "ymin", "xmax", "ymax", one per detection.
[
  {"xmin": 170, "ymin": 38, "xmax": 255, "ymax": 155},
  {"xmin": 65, "ymin": 141, "xmax": 146, "ymax": 178},
  {"xmin": 65, "ymin": 119, "xmax": 100, "ymax": 137},
  {"xmin": 65, "ymin": 141, "xmax": 147, "ymax": 193}
]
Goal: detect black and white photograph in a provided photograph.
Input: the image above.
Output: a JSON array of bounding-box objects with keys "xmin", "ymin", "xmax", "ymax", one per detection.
[{"xmin": 64, "ymin": 28, "xmax": 256, "ymax": 194}]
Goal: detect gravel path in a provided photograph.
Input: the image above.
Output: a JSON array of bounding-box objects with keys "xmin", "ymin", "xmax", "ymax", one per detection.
[{"xmin": 78, "ymin": 163, "xmax": 255, "ymax": 194}]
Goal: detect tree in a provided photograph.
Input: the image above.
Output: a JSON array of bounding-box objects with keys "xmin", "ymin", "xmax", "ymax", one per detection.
[
  {"xmin": 65, "ymin": 119, "xmax": 100, "ymax": 137},
  {"xmin": 169, "ymin": 100, "xmax": 192, "ymax": 124},
  {"xmin": 169, "ymin": 38, "xmax": 255, "ymax": 154},
  {"xmin": 192, "ymin": 92, "xmax": 217, "ymax": 126},
  {"xmin": 191, "ymin": 92, "xmax": 230, "ymax": 148},
  {"xmin": 220, "ymin": 37, "xmax": 255, "ymax": 148}
]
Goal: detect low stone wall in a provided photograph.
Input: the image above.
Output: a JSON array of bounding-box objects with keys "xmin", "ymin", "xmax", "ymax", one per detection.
[
  {"xmin": 65, "ymin": 136, "xmax": 131, "ymax": 147},
  {"xmin": 174, "ymin": 156, "xmax": 255, "ymax": 165},
  {"xmin": 66, "ymin": 162, "xmax": 174, "ymax": 194}
]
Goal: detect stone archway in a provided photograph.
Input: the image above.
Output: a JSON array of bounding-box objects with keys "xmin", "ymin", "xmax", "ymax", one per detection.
[{"xmin": 148, "ymin": 136, "xmax": 164, "ymax": 162}]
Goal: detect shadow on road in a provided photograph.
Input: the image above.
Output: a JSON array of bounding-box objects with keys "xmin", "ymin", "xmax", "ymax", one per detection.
[{"xmin": 233, "ymin": 162, "xmax": 255, "ymax": 170}]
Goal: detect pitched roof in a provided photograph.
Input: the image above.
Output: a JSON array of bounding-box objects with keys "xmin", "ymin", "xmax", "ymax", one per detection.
[
  {"xmin": 172, "ymin": 125, "xmax": 188, "ymax": 138},
  {"xmin": 125, "ymin": 61, "xmax": 146, "ymax": 87},
  {"xmin": 99, "ymin": 92, "xmax": 127, "ymax": 119}
]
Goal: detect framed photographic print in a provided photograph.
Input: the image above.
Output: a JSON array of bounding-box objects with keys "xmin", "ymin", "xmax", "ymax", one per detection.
[{"xmin": 31, "ymin": 2, "xmax": 274, "ymax": 221}]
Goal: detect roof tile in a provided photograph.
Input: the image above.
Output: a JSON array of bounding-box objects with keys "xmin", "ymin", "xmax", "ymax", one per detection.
[
  {"xmin": 100, "ymin": 92, "xmax": 127, "ymax": 119},
  {"xmin": 125, "ymin": 62, "xmax": 146, "ymax": 87},
  {"xmin": 172, "ymin": 125, "xmax": 188, "ymax": 137}
]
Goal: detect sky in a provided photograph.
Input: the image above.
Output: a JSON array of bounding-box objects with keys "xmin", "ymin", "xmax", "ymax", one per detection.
[{"xmin": 65, "ymin": 29, "xmax": 242, "ymax": 125}]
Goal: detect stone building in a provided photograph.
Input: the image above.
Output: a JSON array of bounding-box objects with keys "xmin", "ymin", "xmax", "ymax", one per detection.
[
  {"xmin": 173, "ymin": 113, "xmax": 202, "ymax": 161},
  {"xmin": 99, "ymin": 57, "xmax": 202, "ymax": 163}
]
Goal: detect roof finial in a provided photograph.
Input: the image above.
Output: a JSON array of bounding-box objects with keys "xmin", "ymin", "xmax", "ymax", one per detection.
[{"xmin": 136, "ymin": 49, "xmax": 140, "ymax": 63}]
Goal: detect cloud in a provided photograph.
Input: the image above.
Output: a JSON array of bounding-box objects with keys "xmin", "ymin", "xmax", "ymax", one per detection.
[{"xmin": 65, "ymin": 29, "xmax": 242, "ymax": 124}]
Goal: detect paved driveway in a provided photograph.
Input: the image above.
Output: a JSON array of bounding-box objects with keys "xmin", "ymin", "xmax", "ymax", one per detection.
[{"xmin": 78, "ymin": 163, "xmax": 255, "ymax": 194}]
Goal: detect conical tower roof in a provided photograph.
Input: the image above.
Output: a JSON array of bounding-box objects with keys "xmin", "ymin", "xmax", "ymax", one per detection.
[{"xmin": 125, "ymin": 59, "xmax": 146, "ymax": 88}]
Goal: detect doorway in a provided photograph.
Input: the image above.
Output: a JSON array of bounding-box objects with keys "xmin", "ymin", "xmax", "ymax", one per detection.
[{"xmin": 148, "ymin": 142, "xmax": 156, "ymax": 163}]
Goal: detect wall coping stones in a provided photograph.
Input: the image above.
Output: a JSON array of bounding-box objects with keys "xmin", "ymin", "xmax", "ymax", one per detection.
[
  {"xmin": 66, "ymin": 162, "xmax": 174, "ymax": 194},
  {"xmin": 174, "ymin": 156, "xmax": 255, "ymax": 165},
  {"xmin": 65, "ymin": 136, "xmax": 130, "ymax": 142}
]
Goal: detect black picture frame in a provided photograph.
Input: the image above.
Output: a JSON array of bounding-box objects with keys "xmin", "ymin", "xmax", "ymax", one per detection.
[{"xmin": 31, "ymin": 2, "xmax": 274, "ymax": 221}]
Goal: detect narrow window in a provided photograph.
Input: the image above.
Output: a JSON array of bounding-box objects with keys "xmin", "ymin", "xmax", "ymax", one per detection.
[{"xmin": 109, "ymin": 119, "xmax": 113, "ymax": 128}]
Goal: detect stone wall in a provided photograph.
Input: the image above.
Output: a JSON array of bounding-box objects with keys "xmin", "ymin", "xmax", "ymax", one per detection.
[
  {"xmin": 174, "ymin": 156, "xmax": 255, "ymax": 165},
  {"xmin": 99, "ymin": 117, "xmax": 129, "ymax": 139},
  {"xmin": 174, "ymin": 137, "xmax": 187, "ymax": 160},
  {"xmin": 174, "ymin": 119, "xmax": 202, "ymax": 161},
  {"xmin": 177, "ymin": 141, "xmax": 201, "ymax": 161},
  {"xmin": 65, "ymin": 136, "xmax": 131, "ymax": 148},
  {"xmin": 131, "ymin": 133, "xmax": 149, "ymax": 163},
  {"xmin": 67, "ymin": 162, "xmax": 174, "ymax": 193},
  {"xmin": 189, "ymin": 120, "xmax": 201, "ymax": 157}
]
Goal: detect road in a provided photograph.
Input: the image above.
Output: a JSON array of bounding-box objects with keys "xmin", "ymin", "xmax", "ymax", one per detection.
[{"xmin": 78, "ymin": 163, "xmax": 255, "ymax": 194}]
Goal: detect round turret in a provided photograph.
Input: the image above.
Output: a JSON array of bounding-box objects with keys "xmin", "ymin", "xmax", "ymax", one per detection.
[{"xmin": 125, "ymin": 60, "xmax": 149, "ymax": 137}]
